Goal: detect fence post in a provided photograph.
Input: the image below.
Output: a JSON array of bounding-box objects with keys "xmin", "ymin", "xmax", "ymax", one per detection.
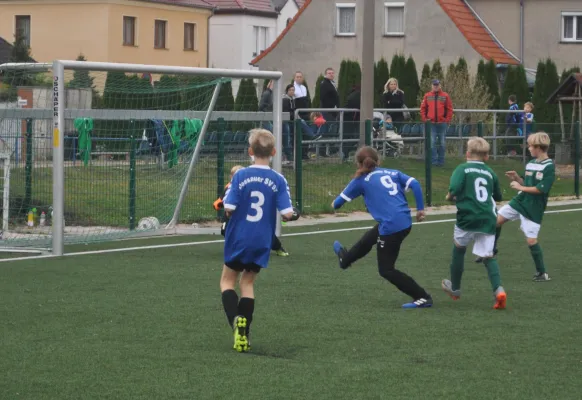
[
  {"xmin": 128, "ymin": 134, "xmax": 137, "ymax": 230},
  {"xmin": 477, "ymin": 121, "xmax": 484, "ymax": 138},
  {"xmin": 24, "ymin": 118, "xmax": 33, "ymax": 212},
  {"xmin": 216, "ymin": 118, "xmax": 226, "ymax": 220},
  {"xmin": 424, "ymin": 121, "xmax": 432, "ymax": 207},
  {"xmin": 575, "ymin": 120, "xmax": 580, "ymax": 199},
  {"xmin": 294, "ymin": 119, "xmax": 303, "ymax": 212},
  {"xmin": 365, "ymin": 119, "xmax": 372, "ymax": 146}
]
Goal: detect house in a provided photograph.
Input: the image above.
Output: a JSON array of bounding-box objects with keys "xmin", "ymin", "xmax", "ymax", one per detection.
[
  {"xmin": 251, "ymin": 0, "xmax": 582, "ymax": 87},
  {"xmin": 0, "ymin": 0, "xmax": 213, "ymax": 70},
  {"xmin": 272, "ymin": 0, "xmax": 306, "ymax": 36}
]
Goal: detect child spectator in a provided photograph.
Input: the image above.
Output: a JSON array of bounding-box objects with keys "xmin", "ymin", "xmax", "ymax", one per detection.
[
  {"xmin": 524, "ymin": 102, "xmax": 534, "ymax": 136},
  {"xmin": 505, "ymin": 95, "xmax": 523, "ymax": 136}
]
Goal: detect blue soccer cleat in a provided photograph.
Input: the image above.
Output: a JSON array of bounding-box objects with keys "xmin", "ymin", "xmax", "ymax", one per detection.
[
  {"xmin": 333, "ymin": 241, "xmax": 349, "ymax": 270},
  {"xmin": 402, "ymin": 295, "xmax": 433, "ymax": 309}
]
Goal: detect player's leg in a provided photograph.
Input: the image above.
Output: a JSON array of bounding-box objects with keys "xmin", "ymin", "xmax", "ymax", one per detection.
[
  {"xmin": 333, "ymin": 224, "xmax": 379, "ymax": 269},
  {"xmin": 442, "ymin": 226, "xmax": 469, "ymax": 300},
  {"xmin": 375, "ymin": 228, "xmax": 432, "ymax": 308},
  {"xmin": 239, "ymin": 268, "xmax": 259, "ymax": 340},
  {"xmin": 474, "ymin": 233, "xmax": 506, "ymax": 309},
  {"xmin": 476, "ymin": 209, "xmax": 510, "ymax": 263},
  {"xmin": 271, "ymin": 234, "xmax": 289, "ymax": 257},
  {"xmin": 220, "ymin": 264, "xmax": 241, "ymax": 328},
  {"xmin": 519, "ymin": 216, "xmax": 550, "ymax": 281}
]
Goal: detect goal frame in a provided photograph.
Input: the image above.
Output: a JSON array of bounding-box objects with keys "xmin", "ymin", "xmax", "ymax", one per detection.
[{"xmin": 1, "ymin": 61, "xmax": 284, "ymax": 256}]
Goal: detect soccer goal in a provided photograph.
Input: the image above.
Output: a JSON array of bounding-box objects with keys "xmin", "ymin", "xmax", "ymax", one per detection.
[{"xmin": 0, "ymin": 60, "xmax": 285, "ymax": 256}]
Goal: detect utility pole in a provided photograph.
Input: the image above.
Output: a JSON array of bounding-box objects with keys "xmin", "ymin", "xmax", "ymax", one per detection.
[{"xmin": 359, "ymin": 0, "xmax": 375, "ymax": 147}]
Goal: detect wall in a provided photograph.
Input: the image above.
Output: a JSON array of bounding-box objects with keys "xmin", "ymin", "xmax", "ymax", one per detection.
[
  {"xmin": 276, "ymin": 0, "xmax": 299, "ymax": 36},
  {"xmin": 468, "ymin": 0, "xmax": 582, "ymax": 70},
  {"xmin": 209, "ymin": 15, "xmax": 244, "ymax": 70},
  {"xmin": 255, "ymin": 0, "xmax": 483, "ymax": 91}
]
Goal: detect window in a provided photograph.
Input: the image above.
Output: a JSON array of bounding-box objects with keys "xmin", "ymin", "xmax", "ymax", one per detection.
[
  {"xmin": 253, "ymin": 26, "xmax": 268, "ymax": 56},
  {"xmin": 15, "ymin": 15, "xmax": 31, "ymax": 47},
  {"xmin": 184, "ymin": 23, "xmax": 196, "ymax": 50},
  {"xmin": 562, "ymin": 12, "xmax": 582, "ymax": 42},
  {"xmin": 384, "ymin": 2, "xmax": 405, "ymax": 36},
  {"xmin": 123, "ymin": 16, "xmax": 136, "ymax": 46},
  {"xmin": 154, "ymin": 20, "xmax": 167, "ymax": 49},
  {"xmin": 336, "ymin": 3, "xmax": 356, "ymax": 36}
]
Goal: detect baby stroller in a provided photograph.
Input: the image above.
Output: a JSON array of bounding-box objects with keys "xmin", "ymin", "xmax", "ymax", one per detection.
[{"xmin": 372, "ymin": 112, "xmax": 404, "ymax": 159}]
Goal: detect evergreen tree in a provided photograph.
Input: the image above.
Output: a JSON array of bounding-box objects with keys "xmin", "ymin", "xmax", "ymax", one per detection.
[
  {"xmin": 542, "ymin": 58, "xmax": 560, "ymax": 124},
  {"xmin": 0, "ymin": 33, "xmax": 34, "ymax": 100},
  {"xmin": 514, "ymin": 64, "xmax": 530, "ymax": 105},
  {"xmin": 401, "ymin": 55, "xmax": 419, "ymax": 108},
  {"xmin": 559, "ymin": 67, "xmax": 581, "ymax": 126},
  {"xmin": 430, "ymin": 59, "xmax": 444, "ymax": 82},
  {"xmin": 389, "ymin": 54, "xmax": 406, "ymax": 82},
  {"xmin": 374, "ymin": 57, "xmax": 390, "ymax": 107},
  {"xmin": 337, "ymin": 59, "xmax": 350, "ymax": 106},
  {"xmin": 499, "ymin": 65, "xmax": 517, "ymax": 109},
  {"xmin": 68, "ymin": 53, "xmax": 101, "ymax": 108},
  {"xmin": 234, "ymin": 78, "xmax": 258, "ymax": 131},
  {"xmin": 531, "ymin": 60, "xmax": 547, "ymax": 122},
  {"xmin": 475, "ymin": 59, "xmax": 486, "ymax": 88},
  {"xmin": 102, "ymin": 71, "xmax": 128, "ymax": 109},
  {"xmin": 418, "ymin": 63, "xmax": 432, "ymax": 101},
  {"xmin": 215, "ymin": 79, "xmax": 235, "ymax": 112},
  {"xmin": 10, "ymin": 32, "xmax": 33, "ymax": 63},
  {"xmin": 484, "ymin": 59, "xmax": 500, "ymax": 109},
  {"xmin": 312, "ymin": 74, "xmax": 324, "ymax": 108},
  {"xmin": 456, "ymin": 57, "xmax": 470, "ymax": 88},
  {"xmin": 445, "ymin": 63, "xmax": 456, "ymax": 83}
]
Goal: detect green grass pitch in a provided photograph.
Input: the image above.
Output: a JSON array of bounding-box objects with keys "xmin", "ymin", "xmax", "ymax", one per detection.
[{"xmin": 1, "ymin": 208, "xmax": 581, "ymax": 399}]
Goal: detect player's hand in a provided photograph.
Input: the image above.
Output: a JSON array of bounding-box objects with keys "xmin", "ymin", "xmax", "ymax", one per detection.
[
  {"xmin": 416, "ymin": 210, "xmax": 426, "ymax": 222},
  {"xmin": 289, "ymin": 207, "xmax": 301, "ymax": 221},
  {"xmin": 505, "ymin": 171, "xmax": 519, "ymax": 181},
  {"xmin": 509, "ymin": 181, "xmax": 522, "ymax": 191},
  {"xmin": 445, "ymin": 193, "xmax": 456, "ymax": 202}
]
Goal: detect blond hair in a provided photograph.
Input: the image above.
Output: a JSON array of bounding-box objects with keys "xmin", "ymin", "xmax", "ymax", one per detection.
[
  {"xmin": 384, "ymin": 77, "xmax": 403, "ymax": 94},
  {"xmin": 230, "ymin": 165, "xmax": 244, "ymax": 176},
  {"xmin": 310, "ymin": 111, "xmax": 322, "ymax": 120},
  {"xmin": 524, "ymin": 102, "xmax": 534, "ymax": 110},
  {"xmin": 466, "ymin": 137, "xmax": 490, "ymax": 160},
  {"xmin": 248, "ymin": 128, "xmax": 275, "ymax": 158},
  {"xmin": 527, "ymin": 131, "xmax": 550, "ymax": 152}
]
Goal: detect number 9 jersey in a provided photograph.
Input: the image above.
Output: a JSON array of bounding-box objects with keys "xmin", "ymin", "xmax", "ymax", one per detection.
[
  {"xmin": 448, "ymin": 161, "xmax": 502, "ymax": 235},
  {"xmin": 222, "ymin": 165, "xmax": 294, "ymax": 268}
]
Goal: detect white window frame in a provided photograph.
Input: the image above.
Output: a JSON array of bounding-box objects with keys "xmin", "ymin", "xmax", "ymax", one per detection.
[
  {"xmin": 252, "ymin": 26, "xmax": 269, "ymax": 57},
  {"xmin": 122, "ymin": 15, "xmax": 137, "ymax": 46},
  {"xmin": 335, "ymin": 3, "xmax": 356, "ymax": 37},
  {"xmin": 184, "ymin": 22, "xmax": 197, "ymax": 51},
  {"xmin": 384, "ymin": 2, "xmax": 405, "ymax": 36},
  {"xmin": 561, "ymin": 12, "xmax": 582, "ymax": 42}
]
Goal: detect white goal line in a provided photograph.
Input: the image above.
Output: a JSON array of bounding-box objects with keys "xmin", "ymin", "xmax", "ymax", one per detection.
[{"xmin": 1, "ymin": 207, "xmax": 581, "ymax": 264}]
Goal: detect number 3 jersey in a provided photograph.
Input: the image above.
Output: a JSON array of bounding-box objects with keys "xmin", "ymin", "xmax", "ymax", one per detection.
[
  {"xmin": 449, "ymin": 161, "xmax": 502, "ymax": 235},
  {"xmin": 222, "ymin": 165, "xmax": 293, "ymax": 268},
  {"xmin": 338, "ymin": 168, "xmax": 423, "ymax": 236}
]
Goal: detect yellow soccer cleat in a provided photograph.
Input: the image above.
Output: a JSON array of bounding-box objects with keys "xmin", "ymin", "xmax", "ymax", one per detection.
[{"xmin": 233, "ymin": 316, "xmax": 249, "ymax": 352}]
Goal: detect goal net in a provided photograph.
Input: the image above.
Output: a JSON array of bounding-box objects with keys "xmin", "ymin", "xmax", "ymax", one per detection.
[{"xmin": 0, "ymin": 61, "xmax": 284, "ymax": 255}]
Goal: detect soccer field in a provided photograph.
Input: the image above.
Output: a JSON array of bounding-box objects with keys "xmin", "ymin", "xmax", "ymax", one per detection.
[{"xmin": 1, "ymin": 206, "xmax": 581, "ymax": 399}]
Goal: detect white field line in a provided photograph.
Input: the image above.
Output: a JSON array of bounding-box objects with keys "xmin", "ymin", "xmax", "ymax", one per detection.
[{"xmin": 1, "ymin": 207, "xmax": 581, "ymax": 264}]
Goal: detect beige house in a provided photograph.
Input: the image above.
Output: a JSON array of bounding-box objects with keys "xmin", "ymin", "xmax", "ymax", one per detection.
[
  {"xmin": 251, "ymin": 0, "xmax": 582, "ymax": 83},
  {"xmin": 0, "ymin": 0, "xmax": 213, "ymax": 68}
]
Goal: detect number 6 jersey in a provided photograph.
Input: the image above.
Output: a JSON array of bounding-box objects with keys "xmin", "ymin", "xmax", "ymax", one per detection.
[
  {"xmin": 449, "ymin": 161, "xmax": 502, "ymax": 235},
  {"xmin": 223, "ymin": 165, "xmax": 293, "ymax": 268}
]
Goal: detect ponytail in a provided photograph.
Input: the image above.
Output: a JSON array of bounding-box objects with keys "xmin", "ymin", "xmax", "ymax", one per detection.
[{"xmin": 354, "ymin": 146, "xmax": 380, "ymax": 177}]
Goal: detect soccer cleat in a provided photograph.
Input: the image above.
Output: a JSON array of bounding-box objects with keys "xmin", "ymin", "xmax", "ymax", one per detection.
[
  {"xmin": 493, "ymin": 286, "xmax": 507, "ymax": 310},
  {"xmin": 475, "ymin": 249, "xmax": 498, "ymax": 263},
  {"xmin": 275, "ymin": 248, "xmax": 289, "ymax": 257},
  {"xmin": 333, "ymin": 241, "xmax": 349, "ymax": 270},
  {"xmin": 532, "ymin": 272, "xmax": 551, "ymax": 282},
  {"xmin": 233, "ymin": 316, "xmax": 249, "ymax": 353},
  {"xmin": 402, "ymin": 295, "xmax": 433, "ymax": 309},
  {"xmin": 441, "ymin": 279, "xmax": 461, "ymax": 300}
]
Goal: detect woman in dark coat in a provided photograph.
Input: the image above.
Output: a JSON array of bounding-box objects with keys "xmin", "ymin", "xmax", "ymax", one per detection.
[{"xmin": 382, "ymin": 78, "xmax": 406, "ymax": 132}]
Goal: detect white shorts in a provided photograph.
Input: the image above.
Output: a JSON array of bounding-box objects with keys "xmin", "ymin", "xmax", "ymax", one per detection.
[
  {"xmin": 498, "ymin": 204, "xmax": 540, "ymax": 239},
  {"xmin": 453, "ymin": 225, "xmax": 495, "ymax": 258}
]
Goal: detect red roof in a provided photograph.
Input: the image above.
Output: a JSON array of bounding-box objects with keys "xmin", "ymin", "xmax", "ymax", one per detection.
[
  {"xmin": 250, "ymin": 0, "xmax": 311, "ymax": 65},
  {"xmin": 204, "ymin": 0, "xmax": 275, "ymax": 13},
  {"xmin": 437, "ymin": 0, "xmax": 519, "ymax": 65},
  {"xmin": 138, "ymin": 0, "xmax": 214, "ymax": 9}
]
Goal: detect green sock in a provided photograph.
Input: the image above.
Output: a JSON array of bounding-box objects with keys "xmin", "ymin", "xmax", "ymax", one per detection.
[
  {"xmin": 484, "ymin": 258, "xmax": 502, "ymax": 292},
  {"xmin": 529, "ymin": 243, "xmax": 546, "ymax": 273},
  {"xmin": 450, "ymin": 245, "xmax": 466, "ymax": 291},
  {"xmin": 494, "ymin": 226, "xmax": 502, "ymax": 252}
]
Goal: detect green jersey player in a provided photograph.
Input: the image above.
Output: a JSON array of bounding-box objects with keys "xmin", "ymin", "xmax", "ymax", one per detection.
[
  {"xmin": 495, "ymin": 132, "xmax": 555, "ymax": 282},
  {"xmin": 442, "ymin": 137, "xmax": 507, "ymax": 309}
]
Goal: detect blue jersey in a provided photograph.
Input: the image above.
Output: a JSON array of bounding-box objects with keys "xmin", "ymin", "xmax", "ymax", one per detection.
[
  {"xmin": 333, "ymin": 167, "xmax": 424, "ymax": 235},
  {"xmin": 223, "ymin": 165, "xmax": 293, "ymax": 268}
]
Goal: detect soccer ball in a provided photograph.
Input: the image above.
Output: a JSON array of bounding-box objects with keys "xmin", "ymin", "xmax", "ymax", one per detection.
[{"xmin": 137, "ymin": 216, "xmax": 161, "ymax": 230}]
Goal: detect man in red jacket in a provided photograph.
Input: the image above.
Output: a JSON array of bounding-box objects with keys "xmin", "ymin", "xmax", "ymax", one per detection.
[{"xmin": 421, "ymin": 80, "xmax": 453, "ymax": 166}]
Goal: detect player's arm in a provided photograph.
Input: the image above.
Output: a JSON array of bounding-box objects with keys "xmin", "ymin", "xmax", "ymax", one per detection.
[
  {"xmin": 446, "ymin": 166, "xmax": 465, "ymax": 202},
  {"xmin": 492, "ymin": 175, "xmax": 503, "ymax": 202},
  {"xmin": 511, "ymin": 164, "xmax": 555, "ymax": 195},
  {"xmin": 332, "ymin": 179, "xmax": 362, "ymax": 210},
  {"xmin": 505, "ymin": 170, "xmax": 524, "ymax": 185},
  {"xmin": 398, "ymin": 172, "xmax": 425, "ymax": 222},
  {"xmin": 223, "ymin": 177, "xmax": 240, "ymax": 218},
  {"xmin": 277, "ymin": 176, "xmax": 296, "ymax": 221}
]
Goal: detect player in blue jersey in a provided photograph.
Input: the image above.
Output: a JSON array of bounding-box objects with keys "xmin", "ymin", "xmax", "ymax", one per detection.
[
  {"xmin": 220, "ymin": 129, "xmax": 297, "ymax": 352},
  {"xmin": 331, "ymin": 146, "xmax": 433, "ymax": 309}
]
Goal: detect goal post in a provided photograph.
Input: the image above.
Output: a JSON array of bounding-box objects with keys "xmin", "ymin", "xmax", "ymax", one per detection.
[{"xmin": 0, "ymin": 60, "xmax": 284, "ymax": 256}]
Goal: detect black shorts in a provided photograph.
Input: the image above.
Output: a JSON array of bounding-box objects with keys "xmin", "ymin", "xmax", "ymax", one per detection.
[{"xmin": 225, "ymin": 261, "xmax": 262, "ymax": 273}]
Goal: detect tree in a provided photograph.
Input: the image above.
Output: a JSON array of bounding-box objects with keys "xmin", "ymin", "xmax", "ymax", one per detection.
[
  {"xmin": 475, "ymin": 60, "xmax": 486, "ymax": 89},
  {"xmin": 102, "ymin": 71, "xmax": 128, "ymax": 109},
  {"xmin": 560, "ymin": 67, "xmax": 581, "ymax": 126},
  {"xmin": 441, "ymin": 67, "xmax": 492, "ymax": 125},
  {"xmin": 374, "ymin": 58, "xmax": 389, "ymax": 107},
  {"xmin": 531, "ymin": 60, "xmax": 547, "ymax": 122},
  {"xmin": 311, "ymin": 74, "xmax": 324, "ymax": 108},
  {"xmin": 499, "ymin": 65, "xmax": 517, "ymax": 109},
  {"xmin": 215, "ymin": 79, "xmax": 235, "ymax": 112},
  {"xmin": 456, "ymin": 57, "xmax": 470, "ymax": 88},
  {"xmin": 484, "ymin": 59, "xmax": 500, "ymax": 109},
  {"xmin": 337, "ymin": 59, "xmax": 350, "ymax": 106},
  {"xmin": 401, "ymin": 55, "xmax": 420, "ymax": 108},
  {"xmin": 0, "ymin": 33, "xmax": 34, "ymax": 100},
  {"xmin": 10, "ymin": 33, "xmax": 33, "ymax": 63},
  {"xmin": 445, "ymin": 63, "xmax": 456, "ymax": 83},
  {"xmin": 389, "ymin": 54, "xmax": 406, "ymax": 82},
  {"xmin": 68, "ymin": 53, "xmax": 101, "ymax": 108},
  {"xmin": 234, "ymin": 78, "xmax": 259, "ymax": 131},
  {"xmin": 514, "ymin": 64, "xmax": 530, "ymax": 105},
  {"xmin": 542, "ymin": 58, "xmax": 560, "ymax": 124},
  {"xmin": 430, "ymin": 59, "xmax": 444, "ymax": 82}
]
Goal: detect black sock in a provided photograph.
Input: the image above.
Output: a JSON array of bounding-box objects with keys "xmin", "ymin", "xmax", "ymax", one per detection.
[
  {"xmin": 494, "ymin": 226, "xmax": 502, "ymax": 252},
  {"xmin": 383, "ymin": 269, "xmax": 429, "ymax": 300},
  {"xmin": 238, "ymin": 297, "xmax": 255, "ymax": 336},
  {"xmin": 271, "ymin": 235, "xmax": 282, "ymax": 251},
  {"xmin": 221, "ymin": 289, "xmax": 239, "ymax": 328},
  {"xmin": 345, "ymin": 225, "xmax": 379, "ymax": 266}
]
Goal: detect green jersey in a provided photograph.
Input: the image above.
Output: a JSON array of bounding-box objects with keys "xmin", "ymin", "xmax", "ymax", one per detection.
[
  {"xmin": 509, "ymin": 158, "xmax": 555, "ymax": 224},
  {"xmin": 449, "ymin": 161, "xmax": 502, "ymax": 235}
]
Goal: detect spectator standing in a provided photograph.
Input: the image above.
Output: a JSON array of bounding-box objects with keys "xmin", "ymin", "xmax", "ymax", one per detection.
[
  {"xmin": 281, "ymin": 83, "xmax": 296, "ymax": 164},
  {"xmin": 319, "ymin": 67, "xmax": 340, "ymax": 122},
  {"xmin": 505, "ymin": 95, "xmax": 523, "ymax": 136},
  {"xmin": 293, "ymin": 71, "xmax": 310, "ymax": 120},
  {"xmin": 383, "ymin": 78, "xmax": 405, "ymax": 132},
  {"xmin": 421, "ymin": 79, "xmax": 453, "ymax": 166},
  {"xmin": 259, "ymin": 80, "xmax": 274, "ymax": 131}
]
